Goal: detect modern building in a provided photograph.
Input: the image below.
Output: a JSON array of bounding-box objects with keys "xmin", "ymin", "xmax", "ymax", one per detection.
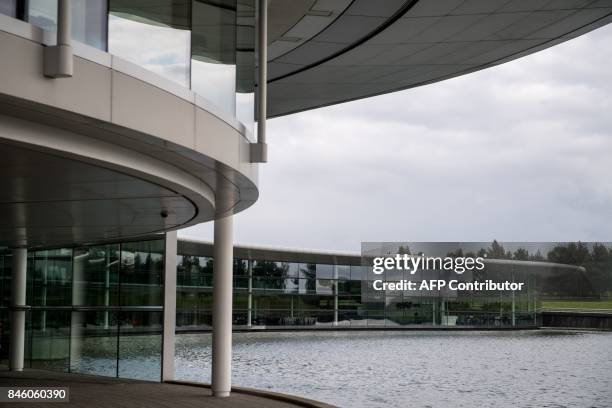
[
  {"xmin": 0, "ymin": 237, "xmax": 599, "ymax": 382},
  {"xmin": 0, "ymin": 0, "xmax": 610, "ymax": 397}
]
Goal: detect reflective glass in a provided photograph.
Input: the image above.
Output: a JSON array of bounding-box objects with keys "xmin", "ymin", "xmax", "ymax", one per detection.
[
  {"xmin": 316, "ymin": 264, "xmax": 334, "ymax": 279},
  {"xmin": 118, "ymin": 311, "xmax": 162, "ymax": 381},
  {"xmin": 27, "ymin": 0, "xmax": 107, "ymax": 50},
  {"xmin": 73, "ymin": 245, "xmax": 119, "ymax": 307},
  {"xmin": 120, "ymin": 240, "xmax": 163, "ymax": 307},
  {"xmin": 191, "ymin": 0, "xmax": 236, "ymax": 112},
  {"xmin": 337, "ymin": 265, "xmax": 351, "ymax": 280},
  {"xmin": 29, "ymin": 310, "xmax": 70, "ymax": 372},
  {"xmin": 0, "ymin": 0, "xmax": 16, "ymax": 17},
  {"xmin": 235, "ymin": 0, "xmax": 255, "ymax": 132},
  {"xmin": 0, "ymin": 252, "xmax": 12, "ymax": 308},
  {"xmin": 70, "ymin": 311, "xmax": 118, "ymax": 377},
  {"xmin": 108, "ymin": 3, "xmax": 190, "ymax": 87},
  {"xmin": 29, "ymin": 249, "xmax": 72, "ymax": 307}
]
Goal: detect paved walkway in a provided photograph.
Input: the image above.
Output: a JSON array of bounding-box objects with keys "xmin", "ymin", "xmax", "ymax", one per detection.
[{"xmin": 0, "ymin": 369, "xmax": 335, "ymax": 408}]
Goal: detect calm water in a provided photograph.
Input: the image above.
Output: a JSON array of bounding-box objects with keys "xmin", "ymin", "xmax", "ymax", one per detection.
[{"xmin": 175, "ymin": 330, "xmax": 612, "ymax": 408}]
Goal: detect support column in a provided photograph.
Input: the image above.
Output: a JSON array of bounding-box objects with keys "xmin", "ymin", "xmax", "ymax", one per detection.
[
  {"xmin": 333, "ymin": 265, "xmax": 338, "ymax": 326},
  {"xmin": 41, "ymin": 259, "xmax": 47, "ymax": 333},
  {"xmin": 250, "ymin": 0, "xmax": 268, "ymax": 162},
  {"xmin": 162, "ymin": 231, "xmax": 178, "ymax": 381},
  {"xmin": 10, "ymin": 248, "xmax": 27, "ymax": 372},
  {"xmin": 70, "ymin": 252, "xmax": 86, "ymax": 372},
  {"xmin": 212, "ymin": 213, "xmax": 233, "ymax": 397},
  {"xmin": 432, "ymin": 299, "xmax": 436, "ymax": 326},
  {"xmin": 104, "ymin": 249, "xmax": 110, "ymax": 330},
  {"xmin": 247, "ymin": 260, "xmax": 253, "ymax": 327},
  {"xmin": 44, "ymin": 0, "xmax": 73, "ymax": 78}
]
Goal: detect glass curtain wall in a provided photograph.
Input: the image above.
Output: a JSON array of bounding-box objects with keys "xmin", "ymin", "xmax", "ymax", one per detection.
[
  {"xmin": 26, "ymin": 0, "xmax": 108, "ymax": 50},
  {"xmin": 176, "ymin": 254, "xmax": 540, "ymax": 329},
  {"xmin": 19, "ymin": 238, "xmax": 164, "ymax": 381},
  {"xmin": 1, "ymin": 0, "xmax": 256, "ymax": 129},
  {"xmin": 0, "ymin": 251, "xmax": 12, "ymax": 365},
  {"xmin": 108, "ymin": 0, "xmax": 256, "ymax": 132}
]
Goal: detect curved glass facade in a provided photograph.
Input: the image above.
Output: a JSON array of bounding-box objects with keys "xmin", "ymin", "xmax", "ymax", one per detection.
[
  {"xmin": 0, "ymin": 239, "xmax": 164, "ymax": 381},
  {"xmin": 1, "ymin": 239, "xmax": 609, "ymax": 380},
  {"xmin": 175, "ymin": 252, "xmax": 541, "ymax": 329},
  {"xmin": 0, "ymin": 0, "xmax": 255, "ymax": 130},
  {"xmin": 108, "ymin": 0, "xmax": 256, "ymax": 130}
]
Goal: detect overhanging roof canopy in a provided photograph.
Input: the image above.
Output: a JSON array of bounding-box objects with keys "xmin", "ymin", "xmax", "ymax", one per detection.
[{"xmin": 267, "ymin": 0, "xmax": 612, "ymax": 117}]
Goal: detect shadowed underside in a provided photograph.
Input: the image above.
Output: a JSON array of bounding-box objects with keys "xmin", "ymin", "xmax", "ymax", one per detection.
[{"xmin": 267, "ymin": 0, "xmax": 612, "ymax": 117}]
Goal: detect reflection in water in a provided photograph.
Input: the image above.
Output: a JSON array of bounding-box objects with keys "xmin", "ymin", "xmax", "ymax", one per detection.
[{"xmin": 176, "ymin": 331, "xmax": 612, "ymax": 408}]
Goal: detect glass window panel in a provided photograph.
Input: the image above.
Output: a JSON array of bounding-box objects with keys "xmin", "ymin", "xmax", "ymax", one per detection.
[
  {"xmin": 0, "ymin": 0, "xmax": 16, "ymax": 17},
  {"xmin": 29, "ymin": 310, "xmax": 70, "ymax": 372},
  {"xmin": 27, "ymin": 0, "xmax": 107, "ymax": 50},
  {"xmin": 191, "ymin": 0, "xmax": 236, "ymax": 112},
  {"xmin": 235, "ymin": 0, "xmax": 255, "ymax": 132},
  {"xmin": 316, "ymin": 279, "xmax": 334, "ymax": 295},
  {"xmin": 299, "ymin": 263, "xmax": 316, "ymax": 279},
  {"xmin": 0, "ymin": 309, "xmax": 8, "ymax": 365},
  {"xmin": 316, "ymin": 264, "xmax": 334, "ymax": 279},
  {"xmin": 108, "ymin": 4, "xmax": 190, "ymax": 87},
  {"xmin": 73, "ymin": 244, "xmax": 119, "ymax": 307},
  {"xmin": 350, "ymin": 265, "xmax": 368, "ymax": 280},
  {"xmin": 233, "ymin": 293, "xmax": 249, "ymax": 309},
  {"xmin": 177, "ymin": 255, "xmax": 213, "ymax": 287},
  {"xmin": 176, "ymin": 309, "xmax": 211, "ymax": 329},
  {"xmin": 0, "ymin": 252, "xmax": 12, "ymax": 308},
  {"xmin": 234, "ymin": 259, "xmax": 248, "ymax": 276},
  {"xmin": 70, "ymin": 311, "xmax": 118, "ymax": 377},
  {"xmin": 233, "ymin": 311, "xmax": 248, "ymax": 325},
  {"xmin": 298, "ymin": 277, "xmax": 316, "ymax": 294},
  {"xmin": 120, "ymin": 240, "xmax": 164, "ymax": 307},
  {"xmin": 29, "ymin": 249, "xmax": 72, "ymax": 307},
  {"xmin": 234, "ymin": 276, "xmax": 249, "ymax": 289},
  {"xmin": 297, "ymin": 295, "xmax": 334, "ymax": 310},
  {"xmin": 118, "ymin": 311, "xmax": 162, "ymax": 381},
  {"xmin": 253, "ymin": 261, "xmax": 296, "ymax": 278},
  {"xmin": 337, "ymin": 265, "xmax": 350, "ymax": 280}
]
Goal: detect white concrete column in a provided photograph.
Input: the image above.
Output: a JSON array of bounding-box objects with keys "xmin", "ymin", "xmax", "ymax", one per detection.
[
  {"xmin": 162, "ymin": 231, "xmax": 178, "ymax": 381},
  {"xmin": 247, "ymin": 260, "xmax": 253, "ymax": 327},
  {"xmin": 44, "ymin": 0, "xmax": 73, "ymax": 78},
  {"xmin": 10, "ymin": 248, "xmax": 27, "ymax": 371},
  {"xmin": 212, "ymin": 213, "xmax": 233, "ymax": 397}
]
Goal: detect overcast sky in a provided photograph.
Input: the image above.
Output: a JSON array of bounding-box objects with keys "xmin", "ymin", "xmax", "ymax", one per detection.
[{"xmin": 179, "ymin": 24, "xmax": 612, "ymax": 252}]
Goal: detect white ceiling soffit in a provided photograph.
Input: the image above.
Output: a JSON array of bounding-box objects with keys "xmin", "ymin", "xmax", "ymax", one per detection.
[{"xmin": 267, "ymin": 0, "xmax": 612, "ymax": 118}]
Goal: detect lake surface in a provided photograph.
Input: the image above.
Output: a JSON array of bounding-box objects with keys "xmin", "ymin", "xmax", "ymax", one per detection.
[{"xmin": 175, "ymin": 330, "xmax": 612, "ymax": 408}]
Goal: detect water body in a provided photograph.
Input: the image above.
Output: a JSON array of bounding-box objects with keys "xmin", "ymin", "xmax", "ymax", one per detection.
[{"xmin": 175, "ymin": 330, "xmax": 612, "ymax": 408}]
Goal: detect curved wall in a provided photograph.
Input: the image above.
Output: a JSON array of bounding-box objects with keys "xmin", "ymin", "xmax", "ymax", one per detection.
[
  {"xmin": 0, "ymin": 15, "xmax": 259, "ymax": 248},
  {"xmin": 176, "ymin": 240, "xmax": 596, "ymax": 330}
]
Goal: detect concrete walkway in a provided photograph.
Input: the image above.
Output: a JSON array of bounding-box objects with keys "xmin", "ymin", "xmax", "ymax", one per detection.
[{"xmin": 0, "ymin": 369, "xmax": 336, "ymax": 408}]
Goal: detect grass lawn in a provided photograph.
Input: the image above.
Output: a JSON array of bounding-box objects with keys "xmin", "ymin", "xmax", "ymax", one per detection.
[{"xmin": 542, "ymin": 300, "xmax": 612, "ymax": 310}]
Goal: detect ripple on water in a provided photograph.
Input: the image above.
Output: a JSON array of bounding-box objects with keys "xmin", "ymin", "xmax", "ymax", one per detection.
[{"xmin": 175, "ymin": 330, "xmax": 612, "ymax": 408}]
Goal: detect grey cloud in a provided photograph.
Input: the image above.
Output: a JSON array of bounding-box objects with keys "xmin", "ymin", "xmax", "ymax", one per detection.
[{"xmin": 180, "ymin": 24, "xmax": 612, "ymax": 251}]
